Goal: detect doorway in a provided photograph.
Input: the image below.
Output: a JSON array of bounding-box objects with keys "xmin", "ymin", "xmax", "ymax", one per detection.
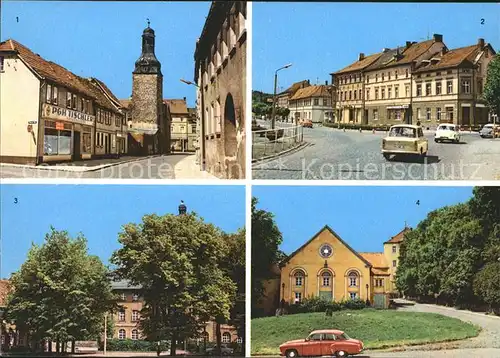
[
  {"xmin": 105, "ymin": 134, "xmax": 111, "ymax": 154},
  {"xmin": 224, "ymin": 93, "xmax": 238, "ymax": 158},
  {"xmin": 373, "ymin": 293, "xmax": 387, "ymax": 309},
  {"xmin": 72, "ymin": 131, "xmax": 81, "ymax": 161}
]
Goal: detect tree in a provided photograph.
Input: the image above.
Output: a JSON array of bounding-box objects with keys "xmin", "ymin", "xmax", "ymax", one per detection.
[
  {"xmin": 6, "ymin": 228, "xmax": 116, "ymax": 353},
  {"xmin": 251, "ymin": 197, "xmax": 285, "ymax": 317},
  {"xmin": 110, "ymin": 213, "xmax": 236, "ymax": 356},
  {"xmin": 223, "ymin": 229, "xmax": 246, "ymax": 354},
  {"xmin": 483, "ymin": 55, "xmax": 500, "ymax": 117},
  {"xmin": 473, "ymin": 262, "xmax": 500, "ymax": 313}
]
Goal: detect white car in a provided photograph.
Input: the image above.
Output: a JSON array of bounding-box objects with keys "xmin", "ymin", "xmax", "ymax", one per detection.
[
  {"xmin": 479, "ymin": 123, "xmax": 498, "ymax": 138},
  {"xmin": 435, "ymin": 124, "xmax": 460, "ymax": 143}
]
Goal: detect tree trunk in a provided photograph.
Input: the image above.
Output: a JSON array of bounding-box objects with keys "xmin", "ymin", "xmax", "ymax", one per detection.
[
  {"xmin": 71, "ymin": 339, "xmax": 76, "ymax": 354},
  {"xmin": 170, "ymin": 331, "xmax": 177, "ymax": 356},
  {"xmin": 216, "ymin": 322, "xmax": 222, "ymax": 355},
  {"xmin": 56, "ymin": 340, "xmax": 60, "ymax": 353},
  {"xmin": 48, "ymin": 340, "xmax": 52, "ymax": 352}
]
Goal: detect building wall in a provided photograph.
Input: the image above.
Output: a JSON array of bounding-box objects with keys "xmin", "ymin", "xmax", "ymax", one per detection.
[
  {"xmin": 383, "ymin": 243, "xmax": 401, "ymax": 293},
  {"xmin": 197, "ymin": 1, "xmax": 246, "ymax": 179},
  {"xmin": 171, "ymin": 115, "xmax": 197, "ymax": 152},
  {"xmin": 335, "ymin": 71, "xmax": 365, "ymax": 124},
  {"xmin": 280, "ymin": 229, "xmax": 372, "ymax": 304},
  {"xmin": 113, "ymin": 291, "xmax": 143, "ymax": 340},
  {"xmin": 0, "ymin": 54, "xmax": 41, "ymax": 163}
]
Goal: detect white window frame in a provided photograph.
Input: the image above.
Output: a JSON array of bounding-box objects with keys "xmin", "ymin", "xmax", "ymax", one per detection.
[
  {"xmin": 222, "ymin": 332, "xmax": 231, "ymax": 344},
  {"xmin": 132, "ymin": 310, "xmax": 139, "ymax": 322},
  {"xmin": 118, "ymin": 329, "xmax": 126, "ymax": 340},
  {"xmin": 349, "ymin": 292, "xmax": 357, "ymax": 300},
  {"xmin": 46, "ymin": 84, "xmax": 52, "ymax": 103},
  {"xmin": 118, "ymin": 310, "xmax": 126, "ymax": 322},
  {"xmin": 131, "ymin": 329, "xmax": 139, "ymax": 340}
]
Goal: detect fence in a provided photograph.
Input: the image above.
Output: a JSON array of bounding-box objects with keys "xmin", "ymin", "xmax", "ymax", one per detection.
[{"xmin": 252, "ymin": 125, "xmax": 304, "ymax": 162}]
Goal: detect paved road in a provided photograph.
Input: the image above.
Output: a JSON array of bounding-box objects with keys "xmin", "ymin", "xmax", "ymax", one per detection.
[
  {"xmin": 253, "ymin": 125, "xmax": 500, "ymax": 180},
  {"xmin": 0, "ymin": 155, "xmax": 188, "ymax": 179}
]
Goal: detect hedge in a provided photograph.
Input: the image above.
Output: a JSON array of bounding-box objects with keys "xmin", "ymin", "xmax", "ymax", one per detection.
[
  {"xmin": 286, "ymin": 296, "xmax": 367, "ymax": 315},
  {"xmin": 99, "ymin": 339, "xmax": 170, "ymax": 352}
]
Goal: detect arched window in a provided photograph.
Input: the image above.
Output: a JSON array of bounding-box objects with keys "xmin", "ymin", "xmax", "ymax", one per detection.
[
  {"xmin": 236, "ymin": 337, "xmax": 243, "ymax": 343},
  {"xmin": 131, "ymin": 329, "xmax": 139, "ymax": 340},
  {"xmin": 348, "ymin": 271, "xmax": 358, "ymax": 287},
  {"xmin": 322, "ymin": 272, "xmax": 332, "ymax": 287},
  {"xmin": 294, "ymin": 270, "xmax": 305, "ymax": 286},
  {"xmin": 118, "ymin": 329, "xmax": 126, "ymax": 340},
  {"xmin": 222, "ymin": 332, "xmax": 231, "ymax": 343}
]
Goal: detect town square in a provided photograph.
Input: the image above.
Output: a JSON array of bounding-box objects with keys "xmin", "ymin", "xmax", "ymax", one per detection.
[{"xmin": 252, "ymin": 2, "xmax": 500, "ymax": 180}]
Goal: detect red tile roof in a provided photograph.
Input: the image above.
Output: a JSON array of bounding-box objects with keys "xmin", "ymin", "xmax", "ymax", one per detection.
[
  {"xmin": 334, "ymin": 53, "xmax": 382, "ymax": 74},
  {"xmin": 290, "ymin": 85, "xmax": 331, "ymax": 100},
  {"xmin": 0, "ymin": 39, "xmax": 119, "ymax": 112},
  {"xmin": 359, "ymin": 252, "xmax": 388, "ymax": 268},
  {"xmin": 414, "ymin": 44, "xmax": 483, "ymax": 72},
  {"xmin": 280, "ymin": 80, "xmax": 310, "ymax": 95},
  {"xmin": 164, "ymin": 99, "xmax": 188, "ymax": 115},
  {"xmin": 385, "ymin": 227, "xmax": 412, "ymax": 244}
]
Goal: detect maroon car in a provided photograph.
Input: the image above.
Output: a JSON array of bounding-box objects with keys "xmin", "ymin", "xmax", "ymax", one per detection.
[{"xmin": 279, "ymin": 329, "xmax": 364, "ymax": 358}]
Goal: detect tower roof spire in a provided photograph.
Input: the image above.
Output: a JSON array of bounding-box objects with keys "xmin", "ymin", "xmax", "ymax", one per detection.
[{"xmin": 134, "ymin": 20, "xmax": 161, "ymax": 75}]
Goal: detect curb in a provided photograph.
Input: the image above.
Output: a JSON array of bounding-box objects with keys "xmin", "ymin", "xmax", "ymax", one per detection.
[
  {"xmin": 419, "ymin": 303, "xmax": 500, "ymax": 320},
  {"xmin": 0, "ymin": 155, "xmax": 164, "ymax": 173},
  {"xmin": 252, "ymin": 141, "xmax": 310, "ymax": 165}
]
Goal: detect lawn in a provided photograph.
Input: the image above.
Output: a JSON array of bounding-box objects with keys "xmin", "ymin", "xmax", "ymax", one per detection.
[{"xmin": 251, "ymin": 309, "xmax": 480, "ymax": 355}]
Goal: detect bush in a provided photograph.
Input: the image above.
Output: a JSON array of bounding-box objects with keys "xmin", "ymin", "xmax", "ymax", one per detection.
[
  {"xmin": 288, "ymin": 297, "xmax": 363, "ymax": 315},
  {"xmin": 99, "ymin": 339, "xmax": 170, "ymax": 352}
]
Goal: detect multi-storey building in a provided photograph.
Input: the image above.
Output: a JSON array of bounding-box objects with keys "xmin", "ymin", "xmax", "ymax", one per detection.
[
  {"xmin": 363, "ymin": 35, "xmax": 446, "ymax": 125},
  {"xmin": 331, "ymin": 53, "xmax": 381, "ymax": 124},
  {"xmin": 288, "ymin": 84, "xmax": 334, "ymax": 124},
  {"xmin": 276, "ymin": 79, "xmax": 311, "ymax": 110},
  {"xmin": 194, "ymin": 1, "xmax": 246, "ymax": 179},
  {"xmin": 165, "ymin": 98, "xmax": 197, "ymax": 152},
  {"xmin": 0, "ymin": 39, "xmax": 127, "ymax": 164},
  {"xmin": 411, "ymin": 38, "xmax": 496, "ymax": 127}
]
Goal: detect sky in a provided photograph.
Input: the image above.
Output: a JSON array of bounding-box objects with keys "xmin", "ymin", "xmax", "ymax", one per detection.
[
  {"xmin": 252, "ymin": 186, "xmax": 474, "ymax": 255},
  {"xmin": 1, "ymin": 1, "xmax": 211, "ymax": 107},
  {"xmin": 0, "ymin": 184, "xmax": 245, "ymax": 278},
  {"xmin": 253, "ymin": 2, "xmax": 500, "ymax": 93}
]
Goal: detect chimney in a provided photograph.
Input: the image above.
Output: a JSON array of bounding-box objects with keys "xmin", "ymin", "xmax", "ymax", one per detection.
[
  {"xmin": 178, "ymin": 200, "xmax": 187, "ymax": 215},
  {"xmin": 478, "ymin": 38, "xmax": 485, "ymax": 48},
  {"xmin": 183, "ymin": 96, "xmax": 186, "ymax": 102},
  {"xmin": 358, "ymin": 53, "xmax": 365, "ymax": 61},
  {"xmin": 441, "ymin": 47, "xmax": 448, "ymax": 56},
  {"xmin": 405, "ymin": 41, "xmax": 412, "ymax": 49},
  {"xmin": 325, "ymin": 80, "xmax": 328, "ymax": 86},
  {"xmin": 433, "ymin": 34, "xmax": 443, "ymax": 43}
]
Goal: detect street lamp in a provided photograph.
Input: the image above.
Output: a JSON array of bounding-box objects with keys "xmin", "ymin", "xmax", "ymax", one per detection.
[
  {"xmin": 179, "ymin": 78, "xmax": 199, "ymax": 88},
  {"xmin": 365, "ymin": 284, "xmax": 369, "ymax": 302},
  {"xmin": 271, "ymin": 63, "xmax": 293, "ymax": 129},
  {"xmin": 180, "ymin": 78, "xmax": 205, "ymax": 170}
]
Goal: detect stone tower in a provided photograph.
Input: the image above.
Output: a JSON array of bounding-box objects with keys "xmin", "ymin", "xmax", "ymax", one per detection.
[{"xmin": 130, "ymin": 22, "xmax": 164, "ymax": 153}]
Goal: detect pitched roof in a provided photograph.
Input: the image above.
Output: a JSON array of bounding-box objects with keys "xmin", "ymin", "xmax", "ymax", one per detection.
[
  {"xmin": 396, "ymin": 39, "xmax": 436, "ymax": 65},
  {"xmin": 372, "ymin": 268, "xmax": 391, "ymax": 276},
  {"xmin": 0, "ymin": 280, "xmax": 11, "ymax": 307},
  {"xmin": 384, "ymin": 227, "xmax": 412, "ymax": 244},
  {"xmin": 119, "ymin": 99, "xmax": 132, "ymax": 109},
  {"xmin": 164, "ymin": 99, "xmax": 189, "ymax": 115},
  {"xmin": 290, "ymin": 85, "xmax": 331, "ymax": 100},
  {"xmin": 359, "ymin": 252, "xmax": 388, "ymax": 268},
  {"xmin": 279, "ymin": 80, "xmax": 310, "ymax": 95},
  {"xmin": 0, "ymin": 39, "xmax": 119, "ymax": 112},
  {"xmin": 90, "ymin": 77, "xmax": 122, "ymax": 107},
  {"xmin": 110, "ymin": 279, "xmax": 142, "ymax": 290},
  {"xmin": 80, "ymin": 78, "xmax": 121, "ymax": 113},
  {"xmin": 281, "ymin": 225, "xmax": 372, "ymax": 268},
  {"xmin": 334, "ymin": 53, "xmax": 382, "ymax": 74},
  {"xmin": 414, "ymin": 43, "xmax": 492, "ymax": 72}
]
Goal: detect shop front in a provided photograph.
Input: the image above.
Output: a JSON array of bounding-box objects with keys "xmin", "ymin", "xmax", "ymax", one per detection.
[
  {"xmin": 386, "ymin": 104, "xmax": 410, "ymax": 124},
  {"xmin": 41, "ymin": 103, "xmax": 95, "ymax": 163}
]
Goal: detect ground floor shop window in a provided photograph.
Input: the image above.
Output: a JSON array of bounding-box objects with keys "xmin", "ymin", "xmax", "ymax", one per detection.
[
  {"xmin": 82, "ymin": 132, "xmax": 92, "ymax": 153},
  {"xmin": 44, "ymin": 122, "xmax": 72, "ymax": 155}
]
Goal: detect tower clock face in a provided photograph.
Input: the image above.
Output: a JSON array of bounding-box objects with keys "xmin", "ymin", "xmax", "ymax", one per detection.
[{"xmin": 319, "ymin": 244, "xmax": 333, "ymax": 258}]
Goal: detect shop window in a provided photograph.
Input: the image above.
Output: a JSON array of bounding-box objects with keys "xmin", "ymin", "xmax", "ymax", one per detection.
[
  {"xmin": 82, "ymin": 132, "xmax": 91, "ymax": 153},
  {"xmin": 44, "ymin": 125, "xmax": 71, "ymax": 156}
]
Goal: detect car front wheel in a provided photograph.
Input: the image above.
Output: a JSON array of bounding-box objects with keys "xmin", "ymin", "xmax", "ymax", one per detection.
[
  {"xmin": 335, "ymin": 350, "xmax": 348, "ymax": 357},
  {"xmin": 286, "ymin": 349, "xmax": 299, "ymax": 358}
]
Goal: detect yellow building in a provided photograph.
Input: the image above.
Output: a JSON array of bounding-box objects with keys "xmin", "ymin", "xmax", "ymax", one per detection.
[{"xmin": 279, "ymin": 226, "xmax": 410, "ymax": 309}]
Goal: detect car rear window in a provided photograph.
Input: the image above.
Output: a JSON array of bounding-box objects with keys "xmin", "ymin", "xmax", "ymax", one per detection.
[
  {"xmin": 389, "ymin": 127, "xmax": 416, "ymax": 138},
  {"xmin": 439, "ymin": 125, "xmax": 455, "ymax": 131}
]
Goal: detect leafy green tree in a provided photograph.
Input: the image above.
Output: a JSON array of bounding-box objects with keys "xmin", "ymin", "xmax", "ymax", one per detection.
[
  {"xmin": 6, "ymin": 228, "xmax": 116, "ymax": 353},
  {"xmin": 473, "ymin": 262, "xmax": 500, "ymax": 312},
  {"xmin": 110, "ymin": 213, "xmax": 236, "ymax": 356},
  {"xmin": 251, "ymin": 197, "xmax": 285, "ymax": 317},
  {"xmin": 484, "ymin": 55, "xmax": 500, "ymax": 117}
]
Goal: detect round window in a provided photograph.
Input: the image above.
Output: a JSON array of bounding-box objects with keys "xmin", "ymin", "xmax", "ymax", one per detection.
[{"xmin": 319, "ymin": 244, "xmax": 333, "ymax": 258}]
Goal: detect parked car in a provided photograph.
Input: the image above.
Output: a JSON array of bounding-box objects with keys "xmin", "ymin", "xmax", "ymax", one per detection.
[
  {"xmin": 301, "ymin": 119, "xmax": 313, "ymax": 128},
  {"xmin": 435, "ymin": 123, "xmax": 460, "ymax": 143},
  {"xmin": 382, "ymin": 124, "xmax": 428, "ymax": 160},
  {"xmin": 279, "ymin": 329, "xmax": 364, "ymax": 358},
  {"xmin": 206, "ymin": 344, "xmax": 234, "ymax": 356},
  {"xmin": 479, "ymin": 123, "xmax": 498, "ymax": 138}
]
